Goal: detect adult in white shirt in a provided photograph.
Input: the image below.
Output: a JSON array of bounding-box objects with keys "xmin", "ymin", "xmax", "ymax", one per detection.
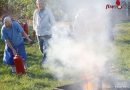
[{"xmin": 33, "ymin": 0, "xmax": 55, "ymax": 64}]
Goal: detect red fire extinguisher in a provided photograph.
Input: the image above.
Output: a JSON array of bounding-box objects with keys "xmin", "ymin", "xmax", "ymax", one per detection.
[{"xmin": 13, "ymin": 55, "xmax": 25, "ymax": 74}]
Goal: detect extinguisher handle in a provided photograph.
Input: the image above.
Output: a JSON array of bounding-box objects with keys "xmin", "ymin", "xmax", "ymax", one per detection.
[{"xmin": 14, "ymin": 54, "xmax": 19, "ymax": 57}]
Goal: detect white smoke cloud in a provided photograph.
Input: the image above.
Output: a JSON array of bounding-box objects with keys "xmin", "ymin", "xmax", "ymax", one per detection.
[{"xmin": 46, "ymin": 0, "xmax": 115, "ymax": 80}]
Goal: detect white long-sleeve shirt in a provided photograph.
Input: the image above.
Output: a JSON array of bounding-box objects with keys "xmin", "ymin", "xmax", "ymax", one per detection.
[{"xmin": 33, "ymin": 7, "xmax": 55, "ymax": 36}]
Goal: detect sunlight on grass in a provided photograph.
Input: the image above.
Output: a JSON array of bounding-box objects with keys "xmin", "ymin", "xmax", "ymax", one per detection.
[{"xmin": 0, "ymin": 41, "xmax": 69, "ymax": 90}]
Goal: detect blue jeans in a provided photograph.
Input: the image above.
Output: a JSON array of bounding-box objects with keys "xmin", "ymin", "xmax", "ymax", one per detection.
[{"xmin": 37, "ymin": 35, "xmax": 51, "ymax": 63}]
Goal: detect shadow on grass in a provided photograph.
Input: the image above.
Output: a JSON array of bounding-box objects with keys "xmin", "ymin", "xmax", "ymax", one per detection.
[
  {"xmin": 116, "ymin": 40, "xmax": 130, "ymax": 45},
  {"xmin": 21, "ymin": 82, "xmax": 50, "ymax": 90},
  {"xmin": 2, "ymin": 79, "xmax": 21, "ymax": 85},
  {"xmin": 0, "ymin": 40, "xmax": 4, "ymax": 66},
  {"xmin": 26, "ymin": 71, "xmax": 56, "ymax": 80},
  {"xmin": 27, "ymin": 53, "xmax": 42, "ymax": 65},
  {"xmin": 34, "ymin": 82, "xmax": 50, "ymax": 88},
  {"xmin": 0, "ymin": 51, "xmax": 3, "ymax": 64},
  {"xmin": 120, "ymin": 20, "xmax": 130, "ymax": 23},
  {"xmin": 26, "ymin": 53, "xmax": 56, "ymax": 80}
]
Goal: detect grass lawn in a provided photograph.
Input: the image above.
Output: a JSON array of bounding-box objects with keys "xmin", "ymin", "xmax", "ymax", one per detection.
[
  {"xmin": 0, "ymin": 25, "xmax": 70, "ymax": 90},
  {"xmin": 0, "ymin": 22, "xmax": 130, "ymax": 90},
  {"xmin": 0, "ymin": 42, "xmax": 70, "ymax": 90},
  {"xmin": 114, "ymin": 22, "xmax": 130, "ymax": 79}
]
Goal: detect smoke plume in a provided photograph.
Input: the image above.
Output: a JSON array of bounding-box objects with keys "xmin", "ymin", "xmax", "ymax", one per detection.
[{"xmin": 46, "ymin": 0, "xmax": 115, "ymax": 80}]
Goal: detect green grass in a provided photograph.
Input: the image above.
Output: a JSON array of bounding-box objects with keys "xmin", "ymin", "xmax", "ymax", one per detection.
[
  {"xmin": 1, "ymin": 22, "xmax": 130, "ymax": 89},
  {"xmin": 114, "ymin": 22, "xmax": 130, "ymax": 79},
  {"xmin": 0, "ymin": 43, "xmax": 70, "ymax": 90},
  {"xmin": 0, "ymin": 24, "xmax": 70, "ymax": 90}
]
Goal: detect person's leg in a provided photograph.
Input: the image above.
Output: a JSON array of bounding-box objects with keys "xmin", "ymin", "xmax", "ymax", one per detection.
[
  {"xmin": 11, "ymin": 65, "xmax": 16, "ymax": 73},
  {"xmin": 36, "ymin": 36, "xmax": 46, "ymax": 64},
  {"xmin": 37, "ymin": 36, "xmax": 44, "ymax": 53},
  {"xmin": 42, "ymin": 35, "xmax": 51, "ymax": 64},
  {"xmin": 3, "ymin": 45, "xmax": 16, "ymax": 73},
  {"xmin": 42, "ymin": 52, "xmax": 47, "ymax": 64},
  {"xmin": 40, "ymin": 36, "xmax": 47, "ymax": 64}
]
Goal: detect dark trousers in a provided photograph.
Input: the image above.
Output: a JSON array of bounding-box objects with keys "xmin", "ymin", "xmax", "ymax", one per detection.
[{"xmin": 37, "ymin": 35, "xmax": 51, "ymax": 63}]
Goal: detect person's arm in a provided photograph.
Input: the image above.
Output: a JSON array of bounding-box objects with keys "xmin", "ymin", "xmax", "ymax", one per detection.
[
  {"xmin": 22, "ymin": 31, "xmax": 32, "ymax": 43},
  {"xmin": 5, "ymin": 40, "xmax": 17, "ymax": 55},
  {"xmin": 1, "ymin": 27, "xmax": 17, "ymax": 55},
  {"xmin": 48, "ymin": 9, "xmax": 55, "ymax": 26},
  {"xmin": 15, "ymin": 21, "xmax": 32, "ymax": 43}
]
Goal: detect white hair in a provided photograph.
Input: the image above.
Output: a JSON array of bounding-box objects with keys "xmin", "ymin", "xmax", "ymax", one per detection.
[{"xmin": 3, "ymin": 16, "xmax": 11, "ymax": 24}]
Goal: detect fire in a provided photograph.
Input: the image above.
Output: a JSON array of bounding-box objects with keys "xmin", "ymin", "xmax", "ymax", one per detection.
[
  {"xmin": 82, "ymin": 65, "xmax": 100, "ymax": 90},
  {"xmin": 83, "ymin": 81, "xmax": 94, "ymax": 90},
  {"xmin": 83, "ymin": 78, "xmax": 112, "ymax": 90},
  {"xmin": 82, "ymin": 74, "xmax": 100, "ymax": 90}
]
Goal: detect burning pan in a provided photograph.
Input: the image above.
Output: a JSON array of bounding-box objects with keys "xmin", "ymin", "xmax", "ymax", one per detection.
[{"xmin": 53, "ymin": 79, "xmax": 130, "ymax": 90}]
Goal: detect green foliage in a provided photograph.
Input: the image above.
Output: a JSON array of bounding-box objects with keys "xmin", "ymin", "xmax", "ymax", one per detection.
[
  {"xmin": 0, "ymin": 0, "xmax": 35, "ymax": 19},
  {"xmin": 0, "ymin": 24, "xmax": 4, "ymax": 59},
  {"xmin": 0, "ymin": 0, "xmax": 8, "ymax": 15},
  {"xmin": 8, "ymin": 0, "xmax": 35, "ymax": 19},
  {"xmin": 0, "ymin": 0, "xmax": 65, "ymax": 20}
]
